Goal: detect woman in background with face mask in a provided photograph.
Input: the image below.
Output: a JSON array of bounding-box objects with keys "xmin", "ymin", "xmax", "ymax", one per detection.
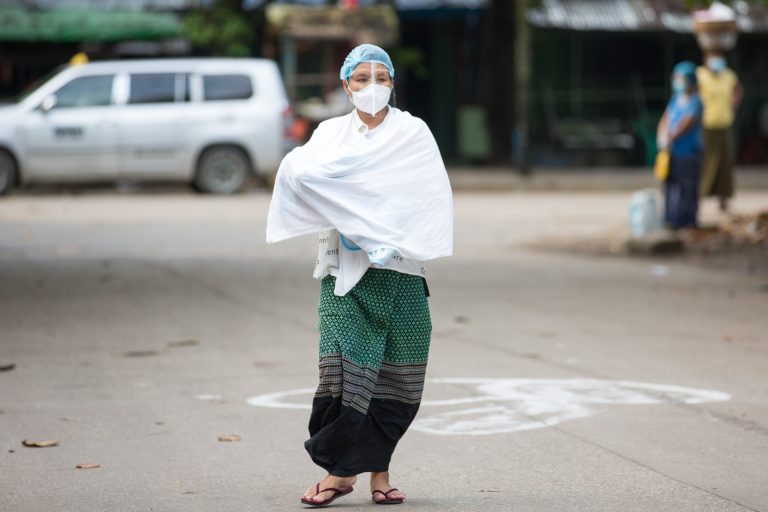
[
  {"xmin": 696, "ymin": 51, "xmax": 743, "ymax": 212},
  {"xmin": 266, "ymin": 44, "xmax": 453, "ymax": 507},
  {"xmin": 657, "ymin": 62, "xmax": 704, "ymax": 229}
]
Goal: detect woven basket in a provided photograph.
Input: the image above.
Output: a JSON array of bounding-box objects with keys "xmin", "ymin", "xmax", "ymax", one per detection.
[{"xmin": 694, "ymin": 19, "xmax": 738, "ymax": 51}]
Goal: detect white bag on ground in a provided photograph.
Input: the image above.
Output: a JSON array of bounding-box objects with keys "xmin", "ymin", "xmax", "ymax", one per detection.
[{"xmin": 629, "ymin": 189, "xmax": 664, "ymax": 237}]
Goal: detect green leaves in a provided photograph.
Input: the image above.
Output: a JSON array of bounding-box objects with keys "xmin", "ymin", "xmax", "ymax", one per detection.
[{"xmin": 181, "ymin": 2, "xmax": 255, "ymax": 57}]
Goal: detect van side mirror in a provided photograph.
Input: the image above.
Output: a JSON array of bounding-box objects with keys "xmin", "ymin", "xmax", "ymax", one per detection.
[{"xmin": 40, "ymin": 95, "xmax": 57, "ymax": 113}]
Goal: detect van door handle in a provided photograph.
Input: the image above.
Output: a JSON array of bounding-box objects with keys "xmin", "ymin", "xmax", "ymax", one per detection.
[{"xmin": 54, "ymin": 127, "xmax": 83, "ymax": 139}]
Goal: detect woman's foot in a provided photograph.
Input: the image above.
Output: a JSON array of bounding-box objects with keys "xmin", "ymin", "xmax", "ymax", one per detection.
[
  {"xmin": 302, "ymin": 474, "xmax": 356, "ymax": 505},
  {"xmin": 370, "ymin": 471, "xmax": 406, "ymax": 504}
]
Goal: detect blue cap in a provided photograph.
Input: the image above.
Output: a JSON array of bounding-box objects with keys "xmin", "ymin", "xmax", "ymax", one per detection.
[
  {"xmin": 339, "ymin": 44, "xmax": 394, "ymax": 81},
  {"xmin": 673, "ymin": 61, "xmax": 697, "ymax": 86}
]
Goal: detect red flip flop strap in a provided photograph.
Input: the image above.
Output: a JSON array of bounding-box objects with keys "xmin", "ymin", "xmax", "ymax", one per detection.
[
  {"xmin": 373, "ymin": 488, "xmax": 400, "ymax": 498},
  {"xmin": 318, "ymin": 486, "xmax": 345, "ymax": 494}
]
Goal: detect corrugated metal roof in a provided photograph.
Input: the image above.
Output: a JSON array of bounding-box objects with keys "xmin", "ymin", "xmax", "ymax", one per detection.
[
  {"xmin": 528, "ymin": 0, "xmax": 768, "ymax": 34},
  {"xmin": 658, "ymin": 11, "xmax": 692, "ymax": 33},
  {"xmin": 6, "ymin": 0, "xmax": 768, "ymax": 31},
  {"xmin": 528, "ymin": 0, "xmax": 670, "ymax": 32}
]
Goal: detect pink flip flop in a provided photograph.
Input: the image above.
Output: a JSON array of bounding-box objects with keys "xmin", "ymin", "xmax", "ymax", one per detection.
[
  {"xmin": 301, "ymin": 483, "xmax": 354, "ymax": 508},
  {"xmin": 372, "ymin": 488, "xmax": 405, "ymax": 505}
]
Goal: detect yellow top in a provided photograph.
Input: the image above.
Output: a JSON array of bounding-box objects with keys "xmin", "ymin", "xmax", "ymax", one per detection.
[{"xmin": 696, "ymin": 66, "xmax": 738, "ymax": 129}]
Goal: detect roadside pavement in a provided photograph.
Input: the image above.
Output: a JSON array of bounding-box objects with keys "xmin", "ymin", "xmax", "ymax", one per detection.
[{"xmin": 446, "ymin": 166, "xmax": 768, "ymax": 192}]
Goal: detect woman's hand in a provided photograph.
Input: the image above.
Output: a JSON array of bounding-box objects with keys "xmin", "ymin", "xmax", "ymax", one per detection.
[{"xmin": 656, "ymin": 110, "xmax": 670, "ymax": 150}]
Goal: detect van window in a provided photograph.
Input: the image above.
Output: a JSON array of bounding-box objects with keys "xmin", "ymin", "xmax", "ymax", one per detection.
[
  {"xmin": 203, "ymin": 75, "xmax": 253, "ymax": 101},
  {"xmin": 55, "ymin": 75, "xmax": 114, "ymax": 108},
  {"xmin": 129, "ymin": 73, "xmax": 176, "ymax": 104}
]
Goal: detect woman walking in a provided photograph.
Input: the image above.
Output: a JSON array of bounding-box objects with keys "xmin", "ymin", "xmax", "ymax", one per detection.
[
  {"xmin": 657, "ymin": 61, "xmax": 704, "ymax": 229},
  {"xmin": 266, "ymin": 44, "xmax": 453, "ymax": 507}
]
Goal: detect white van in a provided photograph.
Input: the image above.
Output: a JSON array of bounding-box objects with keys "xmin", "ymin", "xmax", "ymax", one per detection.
[{"xmin": 0, "ymin": 58, "xmax": 293, "ymax": 194}]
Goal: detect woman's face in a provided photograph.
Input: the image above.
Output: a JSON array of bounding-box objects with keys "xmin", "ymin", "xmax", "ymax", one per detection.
[
  {"xmin": 673, "ymin": 73, "xmax": 694, "ymax": 95},
  {"xmin": 344, "ymin": 62, "xmax": 393, "ymax": 93}
]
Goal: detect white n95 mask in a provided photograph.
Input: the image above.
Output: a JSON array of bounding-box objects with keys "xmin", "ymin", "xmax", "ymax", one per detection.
[{"xmin": 349, "ymin": 83, "xmax": 392, "ymax": 115}]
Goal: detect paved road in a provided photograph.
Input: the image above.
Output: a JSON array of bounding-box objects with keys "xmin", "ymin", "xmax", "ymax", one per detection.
[{"xmin": 0, "ymin": 191, "xmax": 766, "ymax": 512}]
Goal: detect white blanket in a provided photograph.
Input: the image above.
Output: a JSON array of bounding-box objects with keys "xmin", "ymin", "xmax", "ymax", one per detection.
[{"xmin": 266, "ymin": 108, "xmax": 453, "ymax": 295}]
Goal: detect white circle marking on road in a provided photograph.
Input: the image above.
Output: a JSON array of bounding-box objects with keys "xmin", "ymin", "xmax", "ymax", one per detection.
[{"xmin": 245, "ymin": 378, "xmax": 730, "ymax": 436}]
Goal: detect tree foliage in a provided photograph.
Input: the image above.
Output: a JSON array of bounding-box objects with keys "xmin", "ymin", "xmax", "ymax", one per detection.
[{"xmin": 181, "ymin": 0, "xmax": 255, "ymax": 57}]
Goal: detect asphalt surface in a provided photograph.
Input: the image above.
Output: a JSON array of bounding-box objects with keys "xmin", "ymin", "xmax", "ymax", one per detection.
[{"xmin": 0, "ymin": 189, "xmax": 766, "ymax": 512}]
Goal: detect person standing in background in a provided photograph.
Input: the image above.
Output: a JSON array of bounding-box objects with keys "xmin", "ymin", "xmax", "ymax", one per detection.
[
  {"xmin": 657, "ymin": 62, "xmax": 704, "ymax": 230},
  {"xmin": 696, "ymin": 50, "xmax": 743, "ymax": 212}
]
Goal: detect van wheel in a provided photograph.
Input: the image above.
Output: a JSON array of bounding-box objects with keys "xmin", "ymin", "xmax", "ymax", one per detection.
[
  {"xmin": 193, "ymin": 147, "xmax": 250, "ymax": 194},
  {"xmin": 0, "ymin": 150, "xmax": 17, "ymax": 196}
]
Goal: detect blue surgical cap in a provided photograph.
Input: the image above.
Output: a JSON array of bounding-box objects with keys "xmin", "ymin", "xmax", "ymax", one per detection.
[
  {"xmin": 339, "ymin": 44, "xmax": 394, "ymax": 81},
  {"xmin": 673, "ymin": 61, "xmax": 697, "ymax": 86}
]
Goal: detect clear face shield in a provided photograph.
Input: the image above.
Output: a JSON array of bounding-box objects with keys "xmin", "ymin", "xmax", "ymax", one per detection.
[{"xmin": 346, "ymin": 62, "xmax": 393, "ymax": 117}]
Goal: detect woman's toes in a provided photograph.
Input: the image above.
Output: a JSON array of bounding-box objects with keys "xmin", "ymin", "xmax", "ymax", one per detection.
[
  {"xmin": 304, "ymin": 475, "xmax": 355, "ymax": 502},
  {"xmin": 312, "ymin": 488, "xmax": 338, "ymax": 503},
  {"xmin": 373, "ymin": 488, "xmax": 405, "ymax": 502}
]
